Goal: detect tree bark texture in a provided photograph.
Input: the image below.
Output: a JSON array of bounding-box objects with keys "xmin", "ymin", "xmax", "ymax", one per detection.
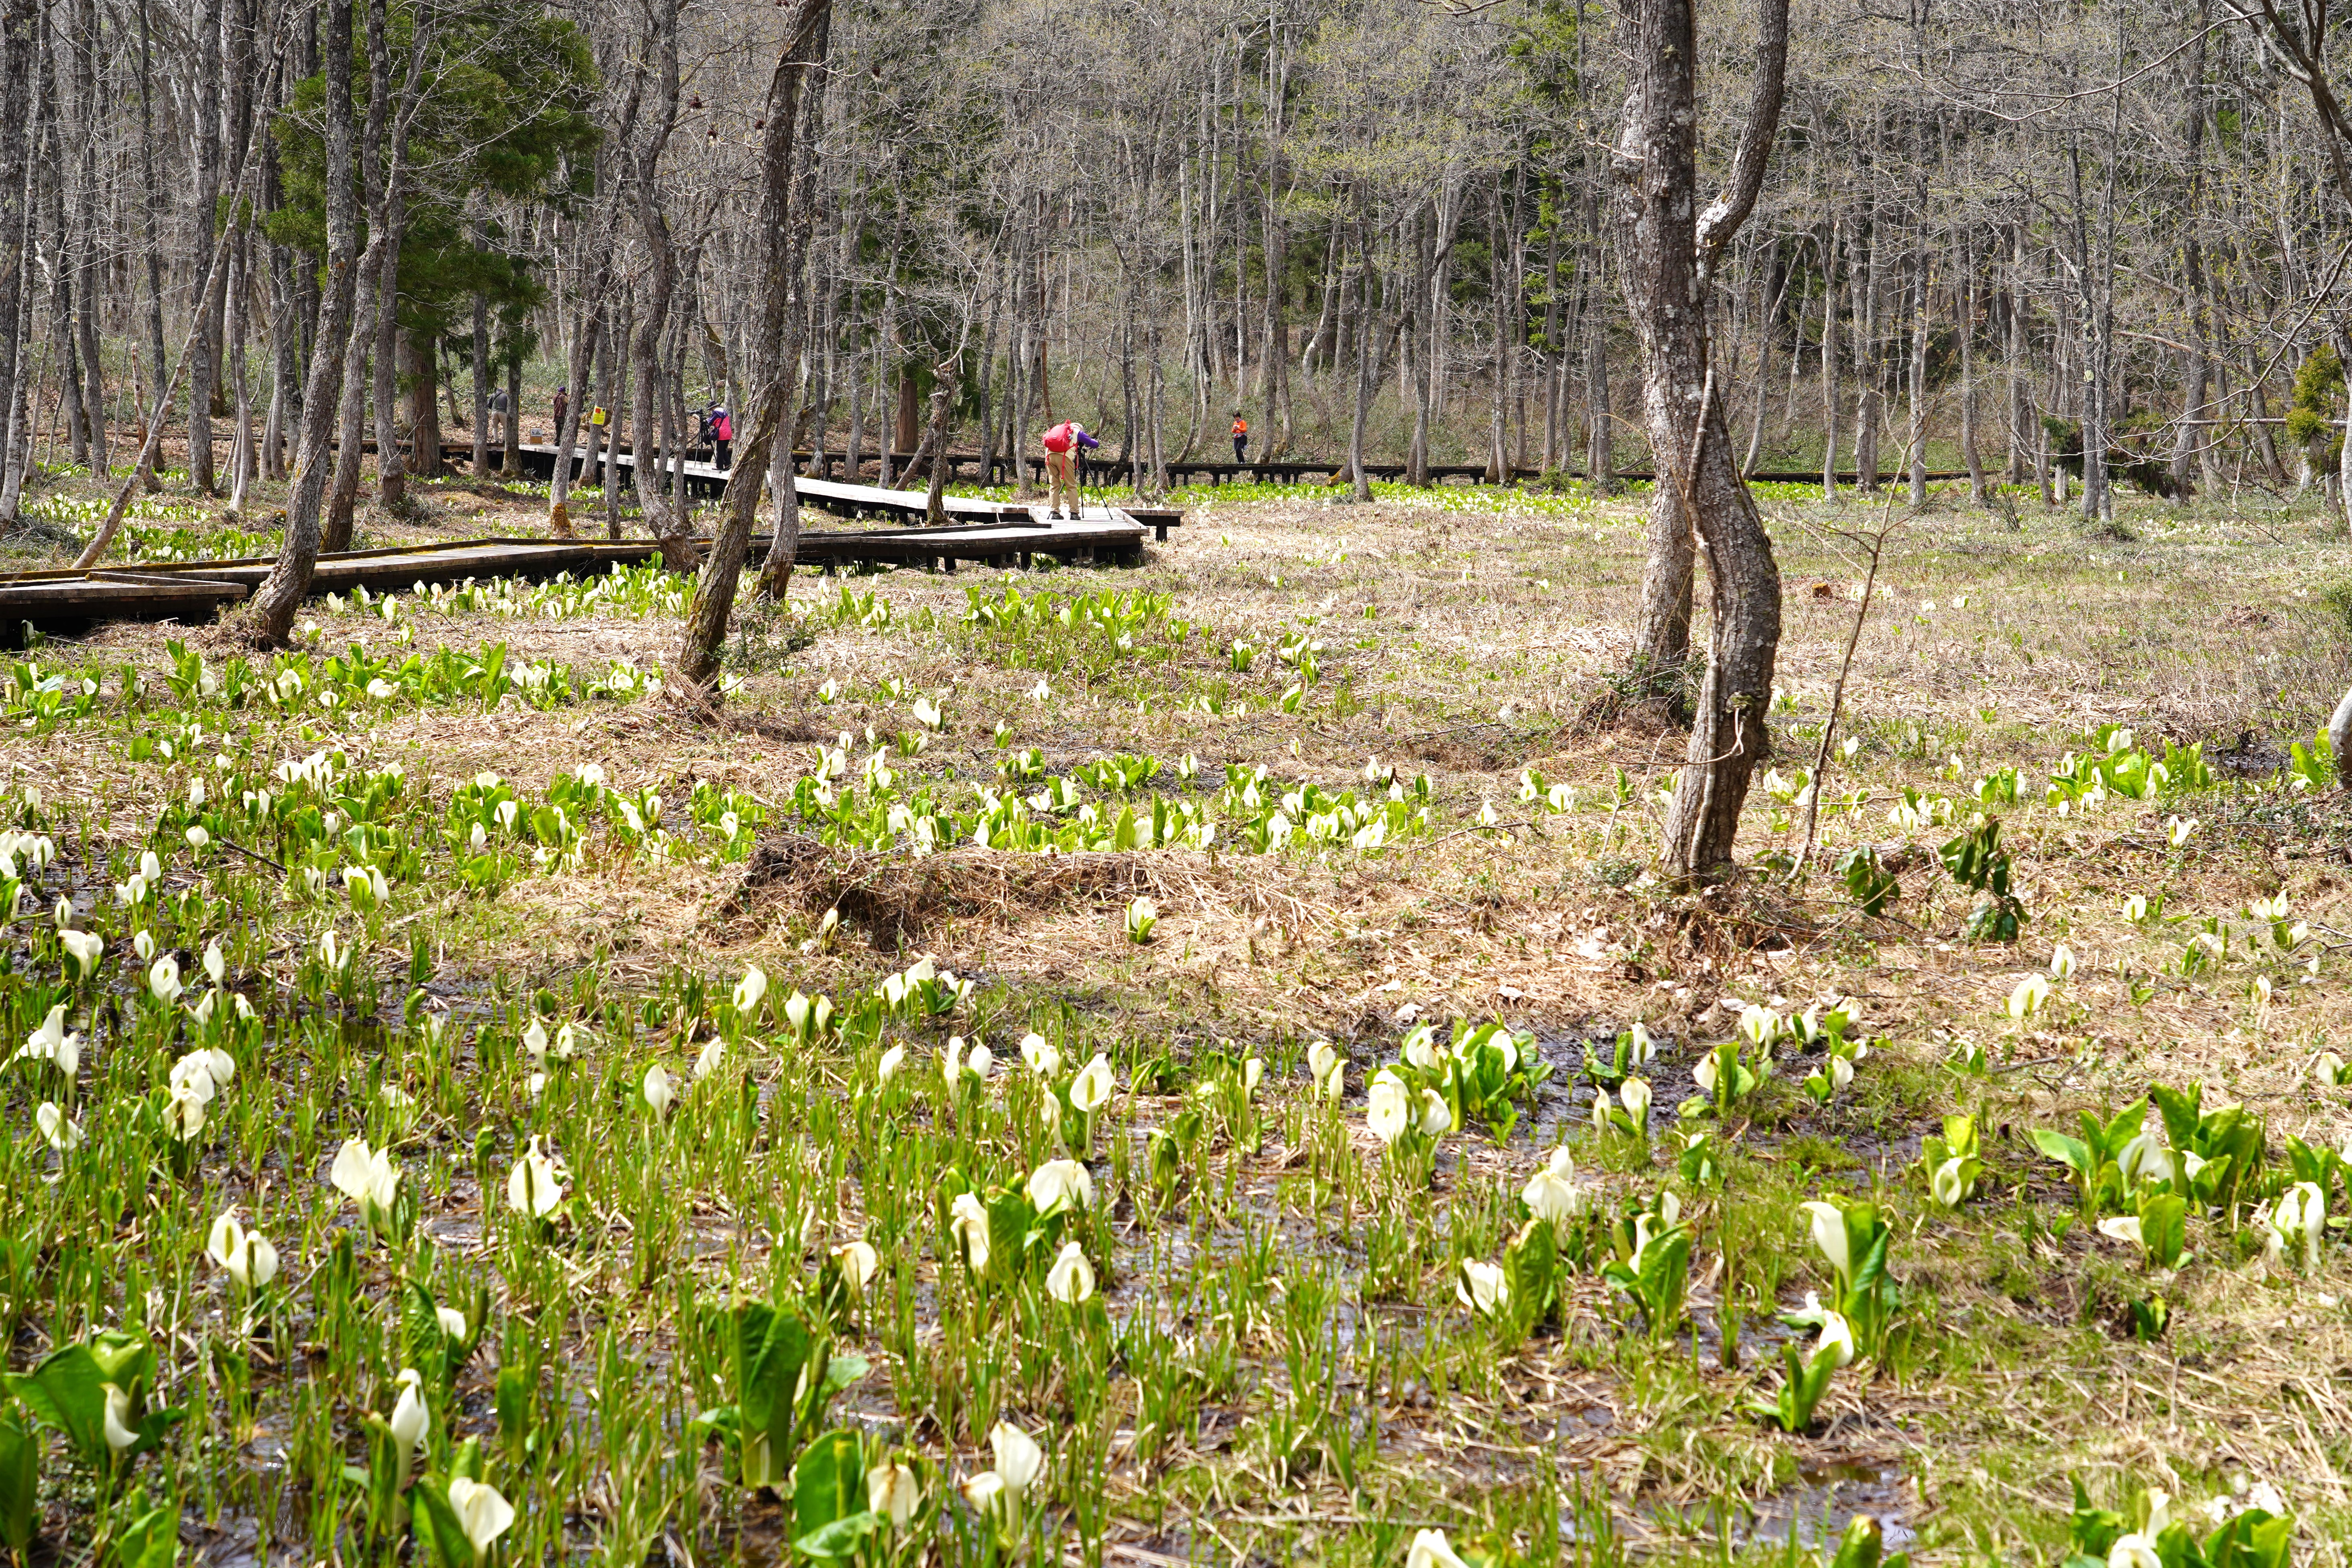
[
  {"xmin": 248, "ymin": 0, "xmax": 357, "ymax": 639},
  {"xmin": 1615, "ymin": 0, "xmax": 1789, "ymax": 880},
  {"xmin": 681, "ymin": 0, "xmax": 830, "ymax": 684}
]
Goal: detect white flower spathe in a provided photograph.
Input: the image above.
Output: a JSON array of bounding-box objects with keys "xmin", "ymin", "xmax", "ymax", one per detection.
[
  {"xmin": 1800, "ymin": 1201, "xmax": 1851, "ymax": 1283},
  {"xmin": 1307, "ymin": 1039, "xmax": 1344, "ymax": 1097},
  {"xmin": 1019, "ymin": 1032, "xmax": 1061, "ymax": 1075},
  {"xmin": 1045, "ymin": 1241, "xmax": 1096, "ymax": 1304},
  {"xmin": 1367, "ymin": 1072, "xmax": 1410, "ymax": 1144},
  {"xmin": 1523, "ymin": 1164, "xmax": 1585, "ymax": 1227},
  {"xmin": 330, "ymin": 1137, "xmax": 402, "ymax": 1219},
  {"xmin": 948, "ymin": 1193, "xmax": 990, "ymax": 1272},
  {"xmin": 1811, "ymin": 1310, "xmax": 1856, "ymax": 1369},
  {"xmin": 389, "ymin": 1368, "xmax": 430, "ymax": 1484},
  {"xmin": 1025, "ymin": 1158, "xmax": 1094, "ymax": 1216},
  {"xmin": 2007, "ymin": 973, "xmax": 2052, "ymax": 1020},
  {"xmin": 102, "ymin": 1384, "xmax": 139, "ymax": 1450},
  {"xmin": 506, "ymin": 1136, "xmax": 567, "ymax": 1218},
  {"xmin": 17, "ymin": 1003, "xmax": 79, "ymax": 1084},
  {"xmin": 1406, "ymin": 1529, "xmax": 1473, "ymax": 1568},
  {"xmin": 868, "ymin": 1459, "xmax": 920, "ymax": 1526},
  {"xmin": 61, "ymin": 928, "xmax": 104, "ymax": 980},
  {"xmin": 988, "ymin": 1422, "xmax": 1045, "ymax": 1495},
  {"xmin": 1456, "ymin": 1258, "xmax": 1509, "ymax": 1318},
  {"xmin": 446, "ymin": 1475, "xmax": 516, "ymax": 1559},
  {"xmin": 833, "ymin": 1239, "xmax": 880, "ymax": 1293},
  {"xmin": 734, "ymin": 965, "xmax": 769, "ymax": 1015},
  {"xmin": 1069, "ymin": 1053, "xmax": 1115, "ymax": 1112},
  {"xmin": 35, "ymin": 1100, "xmax": 80, "ymax": 1151},
  {"xmin": 205, "ymin": 1211, "xmax": 280, "ymax": 1287}
]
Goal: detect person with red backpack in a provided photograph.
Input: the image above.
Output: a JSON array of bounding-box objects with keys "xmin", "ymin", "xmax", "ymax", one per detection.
[
  {"xmin": 710, "ymin": 405, "xmax": 734, "ymax": 471},
  {"xmin": 1041, "ymin": 419, "xmax": 1098, "ymax": 518}
]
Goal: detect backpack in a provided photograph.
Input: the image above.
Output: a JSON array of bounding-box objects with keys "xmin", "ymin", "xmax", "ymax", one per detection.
[{"xmin": 1043, "ymin": 422, "xmax": 1075, "ymax": 454}]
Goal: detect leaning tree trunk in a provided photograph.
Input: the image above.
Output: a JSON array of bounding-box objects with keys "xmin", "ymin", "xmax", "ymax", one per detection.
[
  {"xmin": 679, "ymin": 0, "xmax": 830, "ymax": 685},
  {"xmin": 247, "ymin": 0, "xmax": 357, "ymax": 639},
  {"xmin": 1616, "ymin": 0, "xmax": 1790, "ymax": 881}
]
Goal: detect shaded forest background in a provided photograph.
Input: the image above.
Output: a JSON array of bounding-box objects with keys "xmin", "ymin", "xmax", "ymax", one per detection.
[{"xmin": 0, "ymin": 0, "xmax": 2345, "ymax": 518}]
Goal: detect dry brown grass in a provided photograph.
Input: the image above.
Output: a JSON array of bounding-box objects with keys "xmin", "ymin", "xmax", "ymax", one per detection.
[{"xmin": 21, "ymin": 464, "xmax": 2352, "ymax": 1557}]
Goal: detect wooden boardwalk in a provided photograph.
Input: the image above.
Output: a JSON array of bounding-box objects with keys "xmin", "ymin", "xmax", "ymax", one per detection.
[
  {"xmin": 511, "ymin": 443, "xmax": 1187, "ymax": 540},
  {"xmin": 241, "ymin": 433, "xmax": 1958, "ymax": 495},
  {"xmin": 0, "ymin": 482, "xmax": 1172, "ymax": 638}
]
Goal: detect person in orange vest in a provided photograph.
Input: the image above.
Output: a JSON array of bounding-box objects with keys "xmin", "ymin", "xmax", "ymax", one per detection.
[
  {"xmin": 1041, "ymin": 419, "xmax": 1098, "ymax": 518},
  {"xmin": 1231, "ymin": 413, "xmax": 1249, "ymax": 464}
]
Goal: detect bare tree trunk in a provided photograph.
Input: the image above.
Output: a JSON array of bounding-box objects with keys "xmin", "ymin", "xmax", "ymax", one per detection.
[
  {"xmin": 1582, "ymin": 183, "xmax": 1613, "ymax": 492},
  {"xmin": 2175, "ymin": 6, "xmax": 2217, "ymax": 499},
  {"xmin": 249, "ymin": 0, "xmax": 357, "ymax": 638},
  {"xmin": 0, "ymin": 0, "xmax": 38, "ymax": 514},
  {"xmin": 263, "ymin": 134, "xmax": 295, "ymax": 483},
  {"xmin": 684, "ymin": 0, "xmax": 828, "ymax": 673},
  {"xmin": 322, "ymin": 0, "xmax": 389, "ymax": 554},
  {"xmin": 187, "ymin": 0, "xmax": 223, "ymax": 495},
  {"xmin": 69, "ymin": 0, "xmax": 104, "ymax": 476},
  {"xmin": 603, "ymin": 302, "xmax": 630, "ymax": 535},
  {"xmin": 1821, "ymin": 220, "xmax": 1839, "ymax": 501},
  {"xmin": 1959, "ymin": 230, "xmax": 1987, "ymax": 504},
  {"xmin": 1906, "ymin": 253, "xmax": 1929, "ymax": 507},
  {"xmin": 1617, "ymin": 0, "xmax": 1789, "ymax": 878},
  {"xmin": 371, "ymin": 13, "xmax": 427, "ymax": 507},
  {"xmin": 922, "ymin": 359, "xmax": 957, "ymax": 525},
  {"xmin": 1487, "ymin": 179, "xmax": 1509, "ymax": 484},
  {"xmin": 228, "ymin": 234, "xmax": 255, "ymax": 513},
  {"xmin": 405, "ymin": 330, "xmax": 442, "ymax": 483},
  {"xmin": 133, "ymin": 0, "xmax": 166, "ymax": 492},
  {"xmin": 1346, "ymin": 218, "xmax": 1374, "ymax": 504},
  {"xmin": 2006, "ymin": 223, "xmax": 2029, "ymax": 485},
  {"xmin": 625, "ymin": 0, "xmax": 687, "ymax": 557},
  {"xmin": 1741, "ymin": 261, "xmax": 1773, "ymax": 478},
  {"xmin": 38, "ymin": 60, "xmax": 86, "ymax": 471},
  {"xmin": 470, "ymin": 268, "xmax": 489, "ymax": 476},
  {"xmin": 1852, "ymin": 201, "xmax": 1881, "ymax": 491},
  {"xmin": 1261, "ymin": 50, "xmax": 1293, "ymax": 460}
]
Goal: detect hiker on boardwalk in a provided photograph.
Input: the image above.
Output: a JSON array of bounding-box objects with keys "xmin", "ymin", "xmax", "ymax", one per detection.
[
  {"xmin": 1042, "ymin": 419, "xmax": 1098, "ymax": 518},
  {"xmin": 710, "ymin": 405, "xmax": 733, "ymax": 471},
  {"xmin": 1231, "ymin": 413, "xmax": 1249, "ymax": 464},
  {"xmin": 552, "ymin": 386, "xmax": 569, "ymax": 433}
]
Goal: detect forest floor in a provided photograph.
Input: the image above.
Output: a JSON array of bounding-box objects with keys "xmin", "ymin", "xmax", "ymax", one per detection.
[{"xmin": 4, "ymin": 461, "xmax": 2352, "ymax": 1566}]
